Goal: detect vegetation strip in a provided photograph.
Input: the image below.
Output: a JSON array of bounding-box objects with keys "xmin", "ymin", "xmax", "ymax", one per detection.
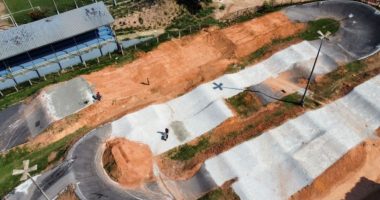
[{"xmin": 0, "ymin": 127, "xmax": 89, "ymax": 197}]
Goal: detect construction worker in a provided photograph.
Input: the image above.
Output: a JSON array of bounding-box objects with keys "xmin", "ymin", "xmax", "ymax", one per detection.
[
  {"xmin": 93, "ymin": 92, "xmax": 102, "ymax": 101},
  {"xmin": 158, "ymin": 128, "xmax": 169, "ymax": 141}
]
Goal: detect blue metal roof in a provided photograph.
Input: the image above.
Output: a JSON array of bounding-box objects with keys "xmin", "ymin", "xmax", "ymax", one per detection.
[{"xmin": 0, "ymin": 2, "xmax": 114, "ymax": 61}]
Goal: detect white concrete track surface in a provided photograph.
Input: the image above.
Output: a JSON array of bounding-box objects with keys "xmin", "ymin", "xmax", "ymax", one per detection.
[
  {"xmin": 111, "ymin": 41, "xmax": 338, "ymax": 155},
  {"xmin": 6, "ymin": 1, "xmax": 380, "ymax": 199},
  {"xmin": 204, "ymin": 75, "xmax": 380, "ymax": 200}
]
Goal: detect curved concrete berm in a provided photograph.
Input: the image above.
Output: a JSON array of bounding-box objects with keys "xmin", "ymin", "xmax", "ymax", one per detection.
[
  {"xmin": 283, "ymin": 0, "xmax": 380, "ymax": 60},
  {"xmin": 0, "ymin": 77, "xmax": 93, "ymax": 152}
]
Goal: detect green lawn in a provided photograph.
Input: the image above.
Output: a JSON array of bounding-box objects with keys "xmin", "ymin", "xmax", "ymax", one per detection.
[
  {"xmin": 4, "ymin": 0, "xmax": 94, "ymax": 24},
  {"xmin": 169, "ymin": 137, "xmax": 210, "ymax": 161},
  {"xmin": 299, "ymin": 18, "xmax": 340, "ymax": 40}
]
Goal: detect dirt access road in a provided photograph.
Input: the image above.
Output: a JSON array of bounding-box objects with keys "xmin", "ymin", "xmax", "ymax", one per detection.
[{"xmin": 28, "ymin": 11, "xmax": 305, "ymax": 148}]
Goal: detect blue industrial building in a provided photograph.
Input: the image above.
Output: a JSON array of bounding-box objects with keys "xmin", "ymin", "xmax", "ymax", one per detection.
[{"xmin": 0, "ymin": 2, "xmax": 118, "ymax": 91}]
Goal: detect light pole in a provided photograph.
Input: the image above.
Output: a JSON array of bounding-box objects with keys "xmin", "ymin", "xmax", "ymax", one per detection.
[
  {"xmin": 12, "ymin": 160, "xmax": 50, "ymax": 200},
  {"xmin": 299, "ymin": 13, "xmax": 354, "ymax": 107},
  {"xmin": 299, "ymin": 30, "xmax": 331, "ymax": 106}
]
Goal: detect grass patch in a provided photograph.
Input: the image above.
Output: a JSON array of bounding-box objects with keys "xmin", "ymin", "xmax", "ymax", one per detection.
[
  {"xmin": 227, "ymin": 91, "xmax": 262, "ymax": 116},
  {"xmin": 247, "ymin": 46, "xmax": 270, "ymax": 62},
  {"xmin": 299, "ymin": 18, "xmax": 340, "ymax": 40},
  {"xmin": 311, "ymin": 60, "xmax": 371, "ymax": 101},
  {"xmin": 0, "ymin": 50, "xmax": 136, "ymax": 111},
  {"xmin": 170, "ymin": 137, "xmax": 209, "ymax": 161},
  {"xmin": 198, "ymin": 187, "xmax": 240, "ymax": 200},
  {"xmin": 346, "ymin": 60, "xmax": 366, "ymax": 73},
  {"xmin": 199, "ymin": 188, "xmax": 223, "ymax": 200},
  {"xmin": 0, "ymin": 127, "xmax": 89, "ymax": 198},
  {"xmin": 225, "ymin": 63, "xmax": 245, "ymax": 73}
]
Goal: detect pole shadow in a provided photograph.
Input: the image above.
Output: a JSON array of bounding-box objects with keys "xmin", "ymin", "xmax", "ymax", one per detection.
[{"xmin": 215, "ymin": 83, "xmax": 301, "ymax": 105}]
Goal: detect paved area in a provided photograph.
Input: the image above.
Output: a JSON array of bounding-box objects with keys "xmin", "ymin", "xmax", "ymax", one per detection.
[
  {"xmin": 0, "ymin": 78, "xmax": 93, "ymax": 152},
  {"xmin": 6, "ymin": 124, "xmax": 217, "ymax": 200}
]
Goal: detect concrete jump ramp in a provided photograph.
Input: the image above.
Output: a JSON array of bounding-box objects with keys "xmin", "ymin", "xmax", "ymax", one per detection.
[
  {"xmin": 9, "ymin": 40, "xmax": 335, "ymax": 199},
  {"xmin": 284, "ymin": 0, "xmax": 380, "ymax": 60},
  {"xmin": 0, "ymin": 77, "xmax": 93, "ymax": 152},
  {"xmin": 204, "ymin": 75, "xmax": 380, "ymax": 200},
  {"xmin": 109, "ymin": 40, "xmax": 341, "ymax": 156}
]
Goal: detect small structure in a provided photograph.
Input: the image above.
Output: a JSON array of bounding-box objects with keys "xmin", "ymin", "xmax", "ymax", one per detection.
[{"xmin": 0, "ymin": 2, "xmax": 118, "ymax": 91}]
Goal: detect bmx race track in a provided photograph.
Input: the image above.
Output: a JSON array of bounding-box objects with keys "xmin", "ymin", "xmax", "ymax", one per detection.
[{"xmin": 5, "ymin": 1, "xmax": 380, "ymax": 200}]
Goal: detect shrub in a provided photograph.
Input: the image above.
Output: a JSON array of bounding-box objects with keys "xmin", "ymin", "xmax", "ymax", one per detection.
[{"xmin": 28, "ymin": 9, "xmax": 47, "ymax": 21}]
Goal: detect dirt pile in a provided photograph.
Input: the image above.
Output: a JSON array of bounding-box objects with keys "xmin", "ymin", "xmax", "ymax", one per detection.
[
  {"xmin": 103, "ymin": 138, "xmax": 154, "ymax": 188},
  {"xmin": 28, "ymin": 12, "xmax": 305, "ymax": 149},
  {"xmin": 290, "ymin": 138, "xmax": 380, "ymax": 200}
]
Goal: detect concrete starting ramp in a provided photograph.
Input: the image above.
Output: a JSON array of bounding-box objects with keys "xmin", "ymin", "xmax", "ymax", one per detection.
[{"xmin": 0, "ymin": 77, "xmax": 93, "ymax": 152}]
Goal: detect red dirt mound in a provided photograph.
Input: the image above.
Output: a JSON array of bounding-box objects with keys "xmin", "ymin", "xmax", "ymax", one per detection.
[{"xmin": 103, "ymin": 138, "xmax": 154, "ymax": 188}]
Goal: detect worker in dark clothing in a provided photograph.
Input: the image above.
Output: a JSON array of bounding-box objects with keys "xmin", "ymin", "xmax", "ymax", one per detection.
[
  {"xmin": 93, "ymin": 92, "xmax": 102, "ymax": 101},
  {"xmin": 157, "ymin": 128, "xmax": 169, "ymax": 141}
]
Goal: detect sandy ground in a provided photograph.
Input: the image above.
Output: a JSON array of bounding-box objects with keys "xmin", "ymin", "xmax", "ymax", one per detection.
[
  {"xmin": 213, "ymin": 0, "xmax": 314, "ymax": 19},
  {"xmin": 104, "ymin": 138, "xmax": 154, "ymax": 188},
  {"xmin": 27, "ymin": 12, "xmax": 305, "ymax": 149},
  {"xmin": 113, "ymin": 0, "xmax": 181, "ymax": 30},
  {"xmin": 290, "ymin": 136, "xmax": 380, "ymax": 200}
]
